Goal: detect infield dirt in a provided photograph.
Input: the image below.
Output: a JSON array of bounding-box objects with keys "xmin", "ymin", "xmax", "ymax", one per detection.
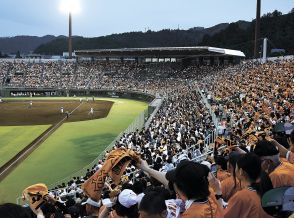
[{"xmin": 0, "ymin": 100, "xmax": 114, "ymax": 126}]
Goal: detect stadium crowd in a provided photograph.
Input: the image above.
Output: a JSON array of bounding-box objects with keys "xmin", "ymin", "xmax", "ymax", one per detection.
[{"xmin": 0, "ymin": 58, "xmax": 294, "ymax": 218}]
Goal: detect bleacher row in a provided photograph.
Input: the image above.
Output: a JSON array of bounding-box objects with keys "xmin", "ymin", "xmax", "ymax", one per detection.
[{"xmin": 0, "ymin": 58, "xmax": 294, "ymax": 218}]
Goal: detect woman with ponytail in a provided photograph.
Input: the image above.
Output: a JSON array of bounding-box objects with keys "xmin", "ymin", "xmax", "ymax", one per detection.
[
  {"xmin": 224, "ymin": 152, "xmax": 273, "ymax": 218},
  {"xmin": 220, "ymin": 152, "xmax": 244, "ymax": 202},
  {"xmin": 210, "ymin": 152, "xmax": 274, "ymax": 218}
]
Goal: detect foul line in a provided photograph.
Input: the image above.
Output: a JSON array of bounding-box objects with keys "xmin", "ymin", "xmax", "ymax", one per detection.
[{"xmin": 0, "ymin": 102, "xmax": 85, "ymax": 179}]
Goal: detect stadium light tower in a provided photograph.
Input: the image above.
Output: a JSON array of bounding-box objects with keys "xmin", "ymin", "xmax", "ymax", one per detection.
[
  {"xmin": 254, "ymin": 0, "xmax": 261, "ymax": 58},
  {"xmin": 59, "ymin": 0, "xmax": 81, "ymax": 59}
]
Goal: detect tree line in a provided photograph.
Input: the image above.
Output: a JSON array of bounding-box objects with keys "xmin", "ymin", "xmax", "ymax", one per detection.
[{"xmin": 33, "ymin": 9, "xmax": 294, "ymax": 58}]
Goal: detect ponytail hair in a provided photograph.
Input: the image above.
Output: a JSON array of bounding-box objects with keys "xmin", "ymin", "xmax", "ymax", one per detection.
[
  {"xmin": 228, "ymin": 152, "xmax": 243, "ymax": 189},
  {"xmin": 237, "ymin": 152, "xmax": 273, "ymax": 197},
  {"xmin": 250, "ymin": 171, "xmax": 273, "ymax": 197}
]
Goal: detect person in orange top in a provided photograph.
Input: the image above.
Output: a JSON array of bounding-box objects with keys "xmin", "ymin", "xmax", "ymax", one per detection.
[
  {"xmin": 254, "ymin": 140, "xmax": 294, "ymax": 188},
  {"xmin": 166, "ymin": 160, "xmax": 224, "ymax": 218},
  {"xmin": 214, "ymin": 148, "xmax": 231, "ymax": 182},
  {"xmin": 216, "ymin": 167, "xmax": 231, "ymax": 182},
  {"xmin": 211, "ymin": 153, "xmax": 273, "ymax": 218},
  {"xmin": 221, "ymin": 152, "xmax": 243, "ymax": 202}
]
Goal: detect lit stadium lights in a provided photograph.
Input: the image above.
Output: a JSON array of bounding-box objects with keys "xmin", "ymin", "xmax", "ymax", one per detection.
[
  {"xmin": 59, "ymin": 0, "xmax": 81, "ymax": 14},
  {"xmin": 59, "ymin": 0, "xmax": 81, "ymax": 59}
]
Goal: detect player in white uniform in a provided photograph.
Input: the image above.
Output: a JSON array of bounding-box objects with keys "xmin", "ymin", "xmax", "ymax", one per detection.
[
  {"xmin": 89, "ymin": 107, "xmax": 94, "ymax": 116},
  {"xmin": 60, "ymin": 107, "xmax": 64, "ymax": 114}
]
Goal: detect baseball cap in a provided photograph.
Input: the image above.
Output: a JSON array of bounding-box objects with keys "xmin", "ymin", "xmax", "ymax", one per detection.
[
  {"xmin": 118, "ymin": 189, "xmax": 140, "ymax": 208},
  {"xmin": 262, "ymin": 187, "xmax": 294, "ymax": 212},
  {"xmin": 81, "ymin": 198, "xmax": 101, "ymax": 208}
]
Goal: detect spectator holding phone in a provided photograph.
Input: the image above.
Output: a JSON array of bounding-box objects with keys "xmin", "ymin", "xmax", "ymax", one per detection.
[{"xmin": 210, "ymin": 152, "xmax": 273, "ymax": 218}]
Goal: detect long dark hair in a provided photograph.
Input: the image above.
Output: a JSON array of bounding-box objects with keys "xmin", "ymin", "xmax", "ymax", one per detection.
[
  {"xmin": 228, "ymin": 152, "xmax": 243, "ymax": 190},
  {"xmin": 237, "ymin": 152, "xmax": 273, "ymax": 197}
]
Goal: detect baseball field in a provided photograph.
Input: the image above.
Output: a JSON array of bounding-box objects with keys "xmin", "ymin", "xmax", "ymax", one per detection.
[{"xmin": 0, "ymin": 97, "xmax": 148, "ymax": 203}]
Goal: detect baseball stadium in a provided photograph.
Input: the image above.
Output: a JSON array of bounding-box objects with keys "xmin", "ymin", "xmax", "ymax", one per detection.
[{"xmin": 0, "ymin": 1, "xmax": 294, "ymax": 218}]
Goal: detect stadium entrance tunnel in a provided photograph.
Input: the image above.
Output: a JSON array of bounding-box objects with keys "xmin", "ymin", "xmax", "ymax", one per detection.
[{"xmin": 0, "ymin": 100, "xmax": 114, "ymax": 126}]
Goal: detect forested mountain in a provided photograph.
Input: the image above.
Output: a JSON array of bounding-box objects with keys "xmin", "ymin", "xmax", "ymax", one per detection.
[
  {"xmin": 34, "ymin": 23, "xmax": 230, "ymax": 55},
  {"xmin": 0, "ymin": 35, "xmax": 57, "ymax": 54},
  {"xmin": 199, "ymin": 10, "xmax": 294, "ymax": 57},
  {"xmin": 1, "ymin": 9, "xmax": 293, "ymax": 58}
]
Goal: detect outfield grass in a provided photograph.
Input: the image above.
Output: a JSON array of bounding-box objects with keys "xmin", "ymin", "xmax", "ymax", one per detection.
[
  {"xmin": 0, "ymin": 125, "xmax": 50, "ymax": 166},
  {"xmin": 0, "ymin": 97, "xmax": 148, "ymax": 203}
]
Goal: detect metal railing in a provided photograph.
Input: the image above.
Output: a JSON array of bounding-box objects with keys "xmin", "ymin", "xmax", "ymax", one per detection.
[
  {"xmin": 144, "ymin": 97, "xmax": 164, "ymax": 129},
  {"xmin": 173, "ymin": 128, "xmax": 218, "ymax": 164},
  {"xmin": 195, "ymin": 84, "xmax": 218, "ymax": 127}
]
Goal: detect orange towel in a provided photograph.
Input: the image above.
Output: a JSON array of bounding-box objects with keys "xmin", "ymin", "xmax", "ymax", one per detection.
[
  {"xmin": 82, "ymin": 148, "xmax": 139, "ymax": 201},
  {"xmin": 22, "ymin": 183, "xmax": 48, "ymax": 209}
]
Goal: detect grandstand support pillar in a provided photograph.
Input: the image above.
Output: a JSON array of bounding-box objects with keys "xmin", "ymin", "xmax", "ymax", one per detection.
[
  {"xmin": 68, "ymin": 12, "xmax": 72, "ymax": 59},
  {"xmin": 254, "ymin": 0, "xmax": 261, "ymax": 58},
  {"xmin": 262, "ymin": 38, "xmax": 267, "ymax": 64}
]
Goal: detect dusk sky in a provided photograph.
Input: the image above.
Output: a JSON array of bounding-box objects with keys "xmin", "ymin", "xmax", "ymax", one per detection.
[{"xmin": 0, "ymin": 0, "xmax": 293, "ymax": 37}]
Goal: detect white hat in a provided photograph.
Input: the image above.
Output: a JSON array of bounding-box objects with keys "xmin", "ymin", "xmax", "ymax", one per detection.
[
  {"xmin": 118, "ymin": 189, "xmax": 139, "ymax": 208},
  {"xmin": 82, "ymin": 198, "xmax": 101, "ymax": 208}
]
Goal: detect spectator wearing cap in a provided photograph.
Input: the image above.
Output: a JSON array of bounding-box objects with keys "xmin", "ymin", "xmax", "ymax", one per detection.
[
  {"xmin": 167, "ymin": 160, "xmax": 224, "ymax": 218},
  {"xmin": 115, "ymin": 189, "xmax": 141, "ymax": 218},
  {"xmin": 82, "ymin": 198, "xmax": 101, "ymax": 218},
  {"xmin": 254, "ymin": 140, "xmax": 294, "ymax": 188}
]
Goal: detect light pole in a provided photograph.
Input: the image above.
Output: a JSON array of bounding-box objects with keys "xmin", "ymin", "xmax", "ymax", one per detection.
[
  {"xmin": 68, "ymin": 12, "xmax": 72, "ymax": 59},
  {"xmin": 60, "ymin": 0, "xmax": 80, "ymax": 59},
  {"xmin": 254, "ymin": 0, "xmax": 261, "ymax": 58}
]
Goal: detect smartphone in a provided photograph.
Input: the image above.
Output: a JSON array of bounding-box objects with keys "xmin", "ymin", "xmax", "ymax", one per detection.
[{"xmin": 211, "ymin": 164, "xmax": 218, "ymax": 177}]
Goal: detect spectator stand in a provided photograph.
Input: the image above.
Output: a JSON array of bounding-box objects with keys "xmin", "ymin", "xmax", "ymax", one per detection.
[{"xmin": 144, "ymin": 96, "xmax": 164, "ymax": 129}]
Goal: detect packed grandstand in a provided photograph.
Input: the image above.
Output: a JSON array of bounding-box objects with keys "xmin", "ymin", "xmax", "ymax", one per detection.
[{"xmin": 0, "ymin": 58, "xmax": 294, "ymax": 218}]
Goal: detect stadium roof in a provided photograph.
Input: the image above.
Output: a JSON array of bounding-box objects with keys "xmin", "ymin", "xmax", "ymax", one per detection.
[{"xmin": 75, "ymin": 46, "xmax": 245, "ymax": 59}]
